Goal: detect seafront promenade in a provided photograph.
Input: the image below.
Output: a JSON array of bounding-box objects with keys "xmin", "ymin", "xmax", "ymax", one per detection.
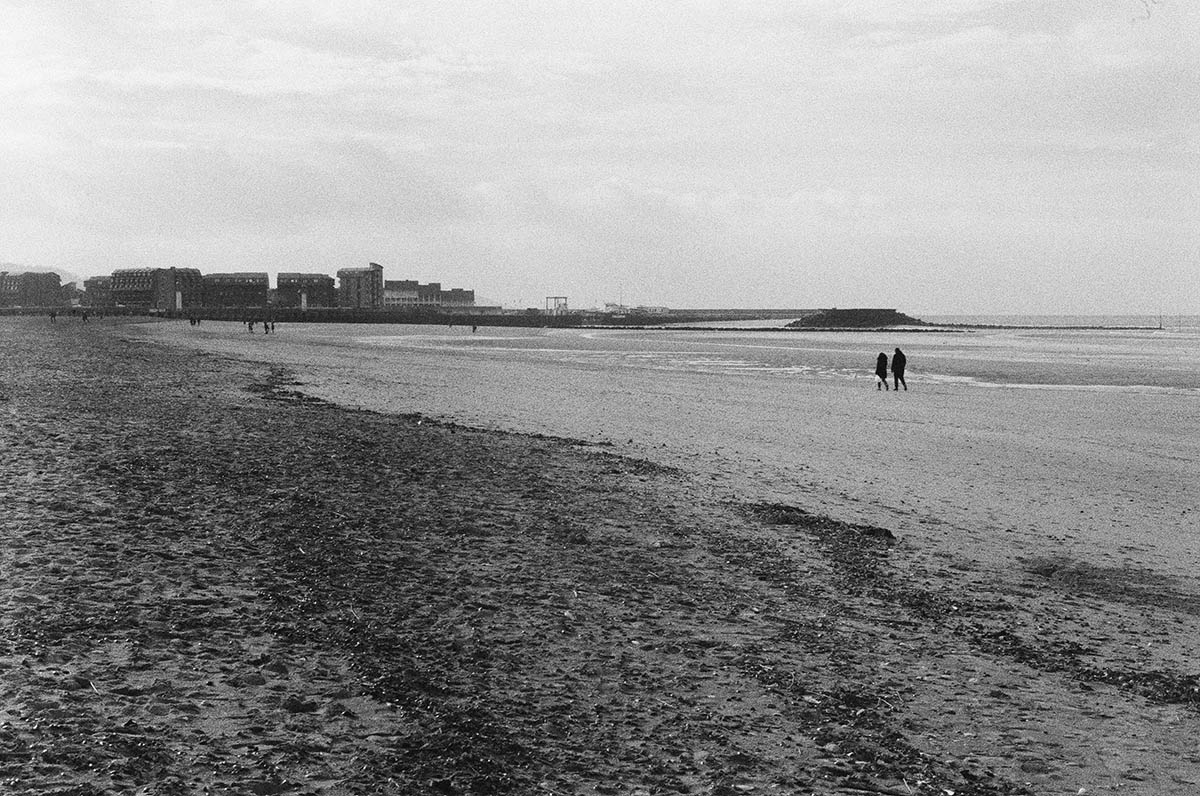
[{"xmin": 3, "ymin": 316, "xmax": 1200, "ymax": 795}]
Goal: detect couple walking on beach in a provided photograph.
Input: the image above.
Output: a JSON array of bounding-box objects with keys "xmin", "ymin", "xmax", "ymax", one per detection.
[{"xmin": 875, "ymin": 348, "xmax": 906, "ymax": 391}]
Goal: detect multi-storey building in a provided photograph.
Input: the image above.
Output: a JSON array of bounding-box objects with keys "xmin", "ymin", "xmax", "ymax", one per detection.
[
  {"xmin": 82, "ymin": 263, "xmax": 478, "ymax": 314},
  {"xmin": 203, "ymin": 273, "xmax": 269, "ymax": 308},
  {"xmin": 26, "ymin": 272, "xmax": 62, "ymax": 306},
  {"xmin": 337, "ymin": 262, "xmax": 384, "ymax": 309},
  {"xmin": 110, "ymin": 268, "xmax": 202, "ymax": 311},
  {"xmin": 0, "ymin": 272, "xmax": 18, "ymax": 306},
  {"xmin": 383, "ymin": 280, "xmax": 475, "ymax": 309},
  {"xmin": 162, "ymin": 268, "xmax": 204, "ymax": 310},
  {"xmin": 441, "ymin": 288, "xmax": 475, "ymax": 308},
  {"xmin": 110, "ymin": 269, "xmax": 156, "ymax": 308},
  {"xmin": 60, "ymin": 282, "xmax": 83, "ymax": 307},
  {"xmin": 0, "ymin": 271, "xmax": 62, "ymax": 307},
  {"xmin": 110, "ymin": 269, "xmax": 155, "ymax": 308},
  {"xmin": 83, "ymin": 276, "xmax": 114, "ymax": 308},
  {"xmin": 383, "ymin": 279, "xmax": 432, "ymax": 307},
  {"xmin": 277, "ymin": 273, "xmax": 336, "ymax": 309}
]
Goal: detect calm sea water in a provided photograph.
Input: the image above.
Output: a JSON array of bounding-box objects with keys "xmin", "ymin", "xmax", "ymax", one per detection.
[
  {"xmin": 352, "ymin": 322, "xmax": 1200, "ymax": 391},
  {"xmin": 922, "ymin": 314, "xmax": 1200, "ymax": 330}
]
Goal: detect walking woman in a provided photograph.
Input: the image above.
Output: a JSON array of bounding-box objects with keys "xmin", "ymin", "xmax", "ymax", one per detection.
[{"xmin": 875, "ymin": 352, "xmax": 889, "ymax": 390}]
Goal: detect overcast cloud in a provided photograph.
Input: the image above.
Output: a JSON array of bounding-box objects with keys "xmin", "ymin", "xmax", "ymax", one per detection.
[{"xmin": 2, "ymin": 0, "xmax": 1196, "ymax": 312}]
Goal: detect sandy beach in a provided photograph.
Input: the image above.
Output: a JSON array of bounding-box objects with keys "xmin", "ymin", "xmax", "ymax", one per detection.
[
  {"xmin": 134, "ymin": 319, "xmax": 1200, "ymax": 587},
  {"xmin": 4, "ymin": 315, "xmax": 1200, "ymax": 795}
]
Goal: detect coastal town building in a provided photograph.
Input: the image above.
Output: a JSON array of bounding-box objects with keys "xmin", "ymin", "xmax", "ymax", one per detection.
[
  {"xmin": 441, "ymin": 288, "xmax": 475, "ymax": 308},
  {"xmin": 337, "ymin": 263, "xmax": 385, "ymax": 309},
  {"xmin": 83, "ymin": 276, "xmax": 113, "ymax": 308},
  {"xmin": 276, "ymin": 273, "xmax": 336, "ymax": 309},
  {"xmin": 0, "ymin": 271, "xmax": 62, "ymax": 307},
  {"xmin": 60, "ymin": 282, "xmax": 83, "ymax": 307},
  {"xmin": 25, "ymin": 273, "xmax": 63, "ymax": 306},
  {"xmin": 160, "ymin": 268, "xmax": 204, "ymax": 311},
  {"xmin": 382, "ymin": 280, "xmax": 475, "ymax": 309},
  {"xmin": 109, "ymin": 269, "xmax": 155, "ymax": 308},
  {"xmin": 203, "ymin": 273, "xmax": 269, "ymax": 308},
  {"xmin": 111, "ymin": 268, "xmax": 203, "ymax": 311},
  {"xmin": 64, "ymin": 262, "xmax": 480, "ymax": 315},
  {"xmin": 0, "ymin": 272, "xmax": 19, "ymax": 306},
  {"xmin": 383, "ymin": 279, "xmax": 435, "ymax": 307}
]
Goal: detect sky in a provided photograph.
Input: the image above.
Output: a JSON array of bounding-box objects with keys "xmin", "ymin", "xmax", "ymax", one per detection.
[{"xmin": 2, "ymin": 1, "xmax": 1196, "ymax": 313}]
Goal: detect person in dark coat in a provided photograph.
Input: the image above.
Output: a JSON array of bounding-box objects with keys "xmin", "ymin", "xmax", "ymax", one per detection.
[
  {"xmin": 875, "ymin": 352, "xmax": 889, "ymax": 390},
  {"xmin": 892, "ymin": 347, "xmax": 907, "ymax": 391}
]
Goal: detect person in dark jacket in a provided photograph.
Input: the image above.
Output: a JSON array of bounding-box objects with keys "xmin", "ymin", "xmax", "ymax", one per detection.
[
  {"xmin": 892, "ymin": 347, "xmax": 907, "ymax": 391},
  {"xmin": 875, "ymin": 352, "xmax": 889, "ymax": 390}
]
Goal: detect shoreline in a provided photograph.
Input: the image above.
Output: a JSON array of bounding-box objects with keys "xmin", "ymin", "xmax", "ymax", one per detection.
[
  {"xmin": 4, "ymin": 317, "xmax": 1200, "ymax": 794},
  {"xmin": 1, "ymin": 307, "xmax": 1172, "ymax": 333}
]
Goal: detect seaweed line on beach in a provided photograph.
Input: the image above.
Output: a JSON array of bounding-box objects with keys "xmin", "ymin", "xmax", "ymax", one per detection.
[
  {"xmin": 748, "ymin": 503, "xmax": 1200, "ymax": 712},
  {"xmin": 718, "ymin": 507, "xmax": 1030, "ymax": 795}
]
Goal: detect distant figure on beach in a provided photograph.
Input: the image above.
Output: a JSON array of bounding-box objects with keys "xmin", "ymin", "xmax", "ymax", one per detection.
[
  {"xmin": 892, "ymin": 347, "xmax": 907, "ymax": 391},
  {"xmin": 270, "ymin": 321, "xmax": 275, "ymax": 333},
  {"xmin": 471, "ymin": 325, "xmax": 477, "ymax": 333},
  {"xmin": 81, "ymin": 311, "xmax": 88, "ymax": 323},
  {"xmin": 875, "ymin": 352, "xmax": 889, "ymax": 390},
  {"xmin": 49, "ymin": 311, "xmax": 56, "ymax": 323}
]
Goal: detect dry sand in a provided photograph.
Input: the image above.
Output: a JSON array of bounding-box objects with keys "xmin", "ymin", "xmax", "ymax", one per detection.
[{"xmin": 3, "ymin": 316, "xmax": 1200, "ymax": 795}]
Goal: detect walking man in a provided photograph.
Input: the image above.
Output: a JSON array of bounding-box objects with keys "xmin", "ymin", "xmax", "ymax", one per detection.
[{"xmin": 892, "ymin": 347, "xmax": 907, "ymax": 391}]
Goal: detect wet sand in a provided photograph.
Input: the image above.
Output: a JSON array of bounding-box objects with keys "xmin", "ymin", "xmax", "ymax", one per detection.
[
  {"xmin": 135, "ymin": 320, "xmax": 1200, "ymax": 588},
  {"xmin": 3, "ymin": 316, "xmax": 1200, "ymax": 795}
]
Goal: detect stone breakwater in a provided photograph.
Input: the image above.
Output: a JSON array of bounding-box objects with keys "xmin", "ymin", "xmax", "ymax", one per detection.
[{"xmin": 2, "ymin": 316, "xmax": 1200, "ymax": 795}]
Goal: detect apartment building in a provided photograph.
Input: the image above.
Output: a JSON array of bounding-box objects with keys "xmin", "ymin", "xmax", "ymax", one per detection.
[
  {"xmin": 383, "ymin": 280, "xmax": 475, "ymax": 309},
  {"xmin": 83, "ymin": 276, "xmax": 113, "ymax": 308},
  {"xmin": 203, "ymin": 273, "xmax": 269, "ymax": 308},
  {"xmin": 0, "ymin": 271, "xmax": 62, "ymax": 307},
  {"xmin": 110, "ymin": 268, "xmax": 203, "ymax": 311},
  {"xmin": 276, "ymin": 273, "xmax": 336, "ymax": 309},
  {"xmin": 337, "ymin": 262, "xmax": 385, "ymax": 309}
]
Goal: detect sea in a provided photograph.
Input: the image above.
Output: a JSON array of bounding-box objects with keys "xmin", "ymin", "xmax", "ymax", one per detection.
[{"xmin": 921, "ymin": 314, "xmax": 1200, "ymax": 329}]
